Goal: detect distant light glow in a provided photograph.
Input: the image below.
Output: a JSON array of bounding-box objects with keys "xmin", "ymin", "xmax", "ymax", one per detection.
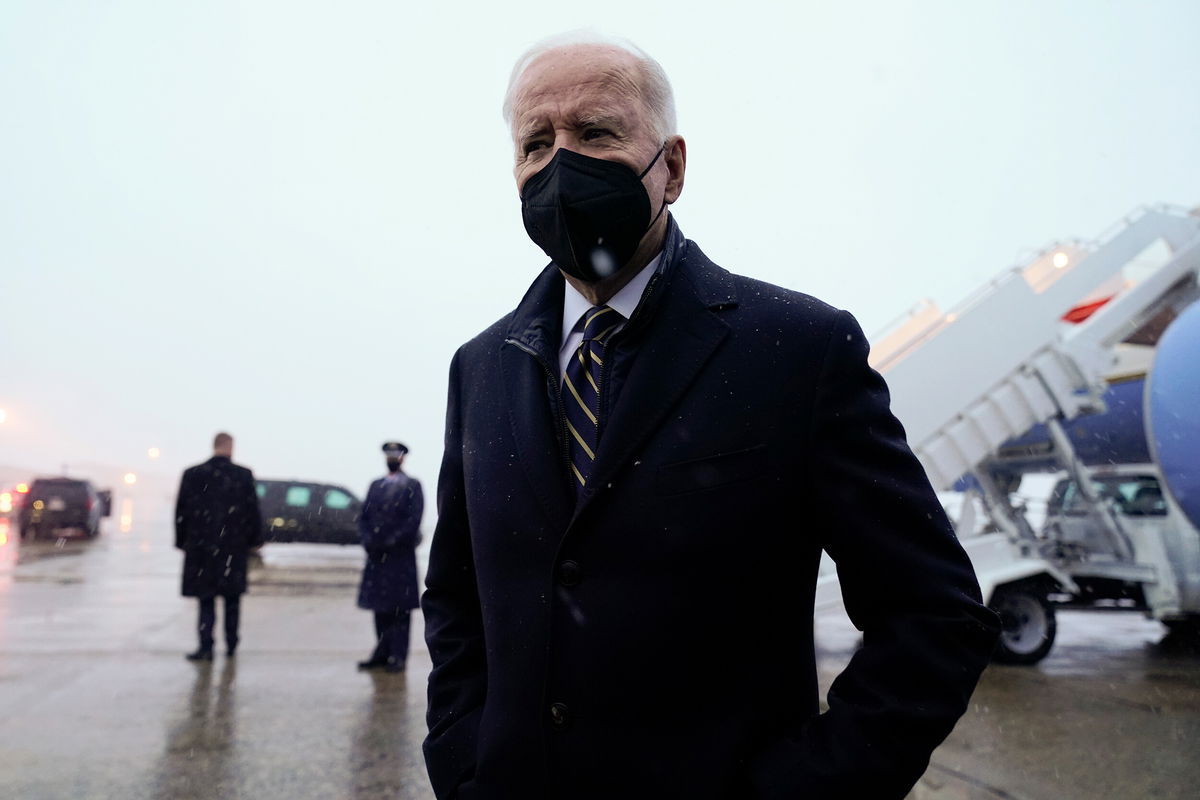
[
  {"xmin": 15, "ymin": 483, "xmax": 29, "ymax": 494},
  {"xmin": 123, "ymin": 473, "xmax": 137, "ymax": 485},
  {"xmin": 1052, "ymin": 252, "xmax": 1070, "ymax": 268},
  {"xmin": 120, "ymin": 499, "xmax": 134, "ymax": 533},
  {"xmin": 0, "ymin": 408, "xmax": 6, "ymax": 423},
  {"xmin": 32, "ymin": 500, "xmax": 44, "ymax": 510},
  {"xmin": 0, "ymin": 493, "xmax": 11, "ymax": 513},
  {"xmin": 147, "ymin": 447, "xmax": 160, "ymax": 460}
]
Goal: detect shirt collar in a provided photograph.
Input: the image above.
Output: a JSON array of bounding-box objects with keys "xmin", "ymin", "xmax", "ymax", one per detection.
[{"xmin": 560, "ymin": 251, "xmax": 663, "ymax": 337}]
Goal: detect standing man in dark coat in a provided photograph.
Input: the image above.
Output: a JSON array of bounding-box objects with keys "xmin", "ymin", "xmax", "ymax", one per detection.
[
  {"xmin": 175, "ymin": 432, "xmax": 263, "ymax": 661},
  {"xmin": 421, "ymin": 34, "xmax": 1001, "ymax": 800},
  {"xmin": 357, "ymin": 441, "xmax": 424, "ymax": 673}
]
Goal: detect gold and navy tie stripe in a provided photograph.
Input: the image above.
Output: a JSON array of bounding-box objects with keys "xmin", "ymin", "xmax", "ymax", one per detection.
[{"xmin": 562, "ymin": 305, "xmax": 622, "ymax": 491}]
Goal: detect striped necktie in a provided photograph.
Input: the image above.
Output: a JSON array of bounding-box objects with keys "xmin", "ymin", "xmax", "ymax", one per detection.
[{"xmin": 562, "ymin": 305, "xmax": 623, "ymax": 492}]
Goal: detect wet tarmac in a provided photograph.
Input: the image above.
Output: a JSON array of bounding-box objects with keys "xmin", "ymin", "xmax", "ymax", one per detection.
[
  {"xmin": 1, "ymin": 512, "xmax": 1198, "ymax": 799},
  {"xmin": 0, "ymin": 515, "xmax": 432, "ymax": 800}
]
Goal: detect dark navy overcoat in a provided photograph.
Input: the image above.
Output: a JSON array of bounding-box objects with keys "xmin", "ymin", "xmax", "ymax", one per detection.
[
  {"xmin": 357, "ymin": 472, "xmax": 424, "ymax": 612},
  {"xmin": 421, "ymin": 219, "xmax": 1000, "ymax": 800},
  {"xmin": 174, "ymin": 456, "xmax": 263, "ymax": 598}
]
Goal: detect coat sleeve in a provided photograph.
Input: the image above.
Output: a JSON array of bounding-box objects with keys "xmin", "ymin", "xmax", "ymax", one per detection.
[
  {"xmin": 243, "ymin": 469, "xmax": 264, "ymax": 549},
  {"xmin": 422, "ymin": 350, "xmax": 487, "ymax": 799},
  {"xmin": 748, "ymin": 310, "xmax": 1000, "ymax": 799},
  {"xmin": 358, "ymin": 481, "xmax": 377, "ymax": 546},
  {"xmin": 174, "ymin": 469, "xmax": 191, "ymax": 550},
  {"xmin": 402, "ymin": 479, "xmax": 425, "ymax": 547}
]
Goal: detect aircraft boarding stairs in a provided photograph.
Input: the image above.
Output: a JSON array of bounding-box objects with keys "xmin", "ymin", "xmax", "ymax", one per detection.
[{"xmin": 814, "ymin": 205, "xmax": 1200, "ymax": 617}]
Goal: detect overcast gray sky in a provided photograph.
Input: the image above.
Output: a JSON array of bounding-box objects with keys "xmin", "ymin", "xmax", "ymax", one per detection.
[{"xmin": 1, "ymin": 0, "xmax": 1197, "ymax": 498}]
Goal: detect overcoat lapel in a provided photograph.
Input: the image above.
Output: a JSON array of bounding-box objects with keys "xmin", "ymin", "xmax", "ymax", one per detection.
[
  {"xmin": 500, "ymin": 266, "xmax": 575, "ymax": 532},
  {"xmin": 583, "ymin": 249, "xmax": 735, "ymax": 512},
  {"xmin": 499, "ymin": 345, "xmax": 574, "ymax": 531}
]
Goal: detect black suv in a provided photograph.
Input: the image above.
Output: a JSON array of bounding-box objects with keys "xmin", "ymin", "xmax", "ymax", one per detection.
[
  {"xmin": 256, "ymin": 480, "xmax": 362, "ymax": 545},
  {"xmin": 19, "ymin": 478, "xmax": 111, "ymax": 539}
]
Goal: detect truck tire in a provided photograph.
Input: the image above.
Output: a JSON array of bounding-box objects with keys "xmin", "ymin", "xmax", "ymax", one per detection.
[
  {"xmin": 990, "ymin": 585, "xmax": 1056, "ymax": 665},
  {"xmin": 1163, "ymin": 616, "xmax": 1200, "ymax": 637}
]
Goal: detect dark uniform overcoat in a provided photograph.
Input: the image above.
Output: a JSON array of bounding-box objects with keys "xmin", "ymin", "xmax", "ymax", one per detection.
[
  {"xmin": 421, "ymin": 220, "xmax": 1001, "ymax": 800},
  {"xmin": 174, "ymin": 455, "xmax": 263, "ymax": 598},
  {"xmin": 357, "ymin": 472, "xmax": 424, "ymax": 612}
]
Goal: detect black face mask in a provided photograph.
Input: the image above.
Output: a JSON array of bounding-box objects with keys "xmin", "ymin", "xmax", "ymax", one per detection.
[
  {"xmin": 386, "ymin": 458, "xmax": 402, "ymax": 473},
  {"xmin": 520, "ymin": 147, "xmax": 666, "ymax": 282}
]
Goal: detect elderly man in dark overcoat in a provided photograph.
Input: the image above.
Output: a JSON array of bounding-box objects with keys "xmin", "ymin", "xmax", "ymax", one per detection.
[
  {"xmin": 175, "ymin": 432, "xmax": 263, "ymax": 661},
  {"xmin": 421, "ymin": 33, "xmax": 1001, "ymax": 800},
  {"xmin": 356, "ymin": 441, "xmax": 425, "ymax": 673}
]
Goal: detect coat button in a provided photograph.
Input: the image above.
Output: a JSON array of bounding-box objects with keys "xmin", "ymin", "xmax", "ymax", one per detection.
[
  {"xmin": 557, "ymin": 560, "xmax": 582, "ymax": 587},
  {"xmin": 549, "ymin": 702, "xmax": 570, "ymax": 728}
]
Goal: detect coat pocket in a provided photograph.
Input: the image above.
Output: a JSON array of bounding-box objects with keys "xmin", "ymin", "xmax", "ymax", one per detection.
[{"xmin": 655, "ymin": 445, "xmax": 768, "ymax": 496}]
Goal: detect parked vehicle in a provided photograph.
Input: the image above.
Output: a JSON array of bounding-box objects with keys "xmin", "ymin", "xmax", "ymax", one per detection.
[
  {"xmin": 256, "ymin": 479, "xmax": 362, "ymax": 545},
  {"xmin": 19, "ymin": 478, "xmax": 111, "ymax": 539},
  {"xmin": 1040, "ymin": 464, "xmax": 1200, "ymax": 633}
]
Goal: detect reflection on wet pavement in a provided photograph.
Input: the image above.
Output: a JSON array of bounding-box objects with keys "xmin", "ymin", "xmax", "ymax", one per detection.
[
  {"xmin": 151, "ymin": 660, "xmax": 239, "ymax": 799},
  {"xmin": 0, "ymin": 505, "xmax": 433, "ymax": 800},
  {"xmin": 1, "ymin": 504, "xmax": 1198, "ymax": 799},
  {"xmin": 815, "ymin": 608, "xmax": 1200, "ymax": 799}
]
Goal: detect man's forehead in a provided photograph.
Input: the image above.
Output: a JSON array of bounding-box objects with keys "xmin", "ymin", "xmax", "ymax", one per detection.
[
  {"xmin": 515, "ymin": 88, "xmax": 635, "ymax": 133},
  {"xmin": 511, "ymin": 47, "xmax": 644, "ymax": 121}
]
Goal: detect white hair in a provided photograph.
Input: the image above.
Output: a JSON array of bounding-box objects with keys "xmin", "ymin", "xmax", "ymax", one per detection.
[{"xmin": 502, "ymin": 30, "xmax": 677, "ymax": 143}]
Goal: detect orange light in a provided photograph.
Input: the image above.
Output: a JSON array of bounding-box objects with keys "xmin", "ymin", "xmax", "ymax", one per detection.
[{"xmin": 16, "ymin": 483, "xmax": 29, "ymax": 494}]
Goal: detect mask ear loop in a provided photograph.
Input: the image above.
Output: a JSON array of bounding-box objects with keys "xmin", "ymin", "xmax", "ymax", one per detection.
[
  {"xmin": 637, "ymin": 143, "xmax": 666, "ymax": 179},
  {"xmin": 639, "ymin": 143, "xmax": 669, "ymax": 230}
]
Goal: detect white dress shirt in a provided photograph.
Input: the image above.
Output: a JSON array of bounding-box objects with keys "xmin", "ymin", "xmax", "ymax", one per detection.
[{"xmin": 558, "ymin": 253, "xmax": 663, "ymax": 377}]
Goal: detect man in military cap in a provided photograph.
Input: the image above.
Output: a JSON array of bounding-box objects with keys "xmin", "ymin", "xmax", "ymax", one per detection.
[{"xmin": 356, "ymin": 441, "xmax": 425, "ymax": 673}]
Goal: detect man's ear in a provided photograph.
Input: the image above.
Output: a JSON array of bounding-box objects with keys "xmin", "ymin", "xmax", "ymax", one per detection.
[{"xmin": 663, "ymin": 135, "xmax": 687, "ymax": 204}]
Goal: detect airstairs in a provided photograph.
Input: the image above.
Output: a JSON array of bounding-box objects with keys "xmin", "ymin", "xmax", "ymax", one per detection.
[
  {"xmin": 815, "ymin": 206, "xmax": 1200, "ymax": 662},
  {"xmin": 872, "ymin": 205, "xmax": 1200, "ymax": 494}
]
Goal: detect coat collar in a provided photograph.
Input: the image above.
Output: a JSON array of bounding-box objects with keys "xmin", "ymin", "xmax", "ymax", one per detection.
[
  {"xmin": 500, "ymin": 216, "xmax": 740, "ymax": 529},
  {"xmin": 503, "ymin": 215, "xmax": 700, "ymax": 359}
]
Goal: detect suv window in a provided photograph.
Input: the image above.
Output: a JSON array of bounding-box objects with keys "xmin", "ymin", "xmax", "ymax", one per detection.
[
  {"xmin": 323, "ymin": 489, "xmax": 353, "ymax": 510},
  {"xmin": 285, "ymin": 486, "xmax": 312, "ymax": 507},
  {"xmin": 29, "ymin": 480, "xmax": 90, "ymax": 505},
  {"xmin": 255, "ymin": 483, "xmax": 266, "ymax": 499}
]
